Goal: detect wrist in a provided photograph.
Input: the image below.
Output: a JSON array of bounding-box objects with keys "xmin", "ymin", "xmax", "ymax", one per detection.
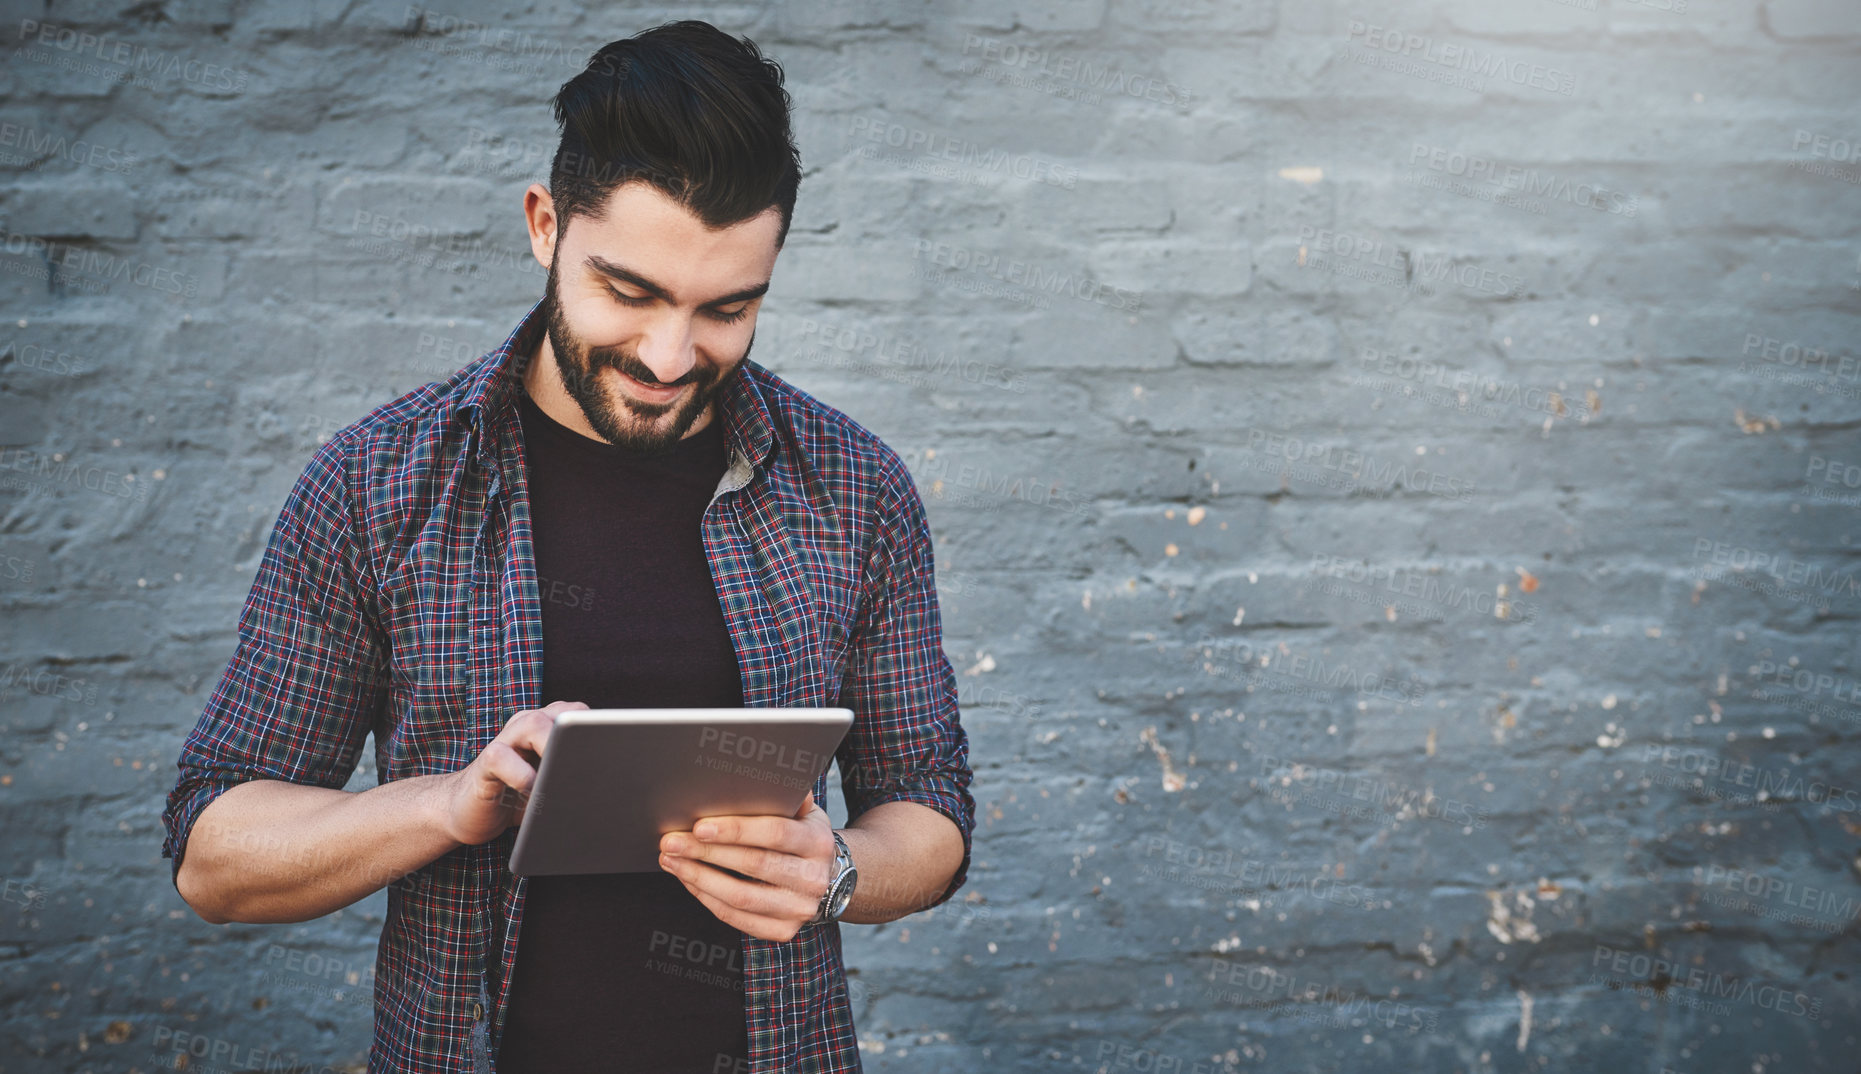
[
  {"xmin": 811, "ymin": 829, "xmax": 857, "ymax": 924},
  {"xmin": 422, "ymin": 772, "xmax": 465, "ymax": 848}
]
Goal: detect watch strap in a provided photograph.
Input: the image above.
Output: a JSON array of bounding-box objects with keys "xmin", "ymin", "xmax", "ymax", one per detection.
[{"xmin": 813, "ymin": 830, "xmax": 853, "ymax": 924}]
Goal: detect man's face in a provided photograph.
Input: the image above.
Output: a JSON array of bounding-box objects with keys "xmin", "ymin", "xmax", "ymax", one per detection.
[{"xmin": 535, "ymin": 180, "xmax": 781, "ymax": 455}]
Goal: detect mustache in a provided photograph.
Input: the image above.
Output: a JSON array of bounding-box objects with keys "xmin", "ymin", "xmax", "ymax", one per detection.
[{"xmin": 585, "ymin": 347, "xmax": 711, "ymax": 388}]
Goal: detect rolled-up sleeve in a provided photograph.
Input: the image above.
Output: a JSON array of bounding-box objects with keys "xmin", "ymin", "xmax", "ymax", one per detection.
[
  {"xmin": 160, "ymin": 433, "xmax": 390, "ymax": 891},
  {"xmin": 833, "ymin": 447, "xmax": 976, "ymax": 911}
]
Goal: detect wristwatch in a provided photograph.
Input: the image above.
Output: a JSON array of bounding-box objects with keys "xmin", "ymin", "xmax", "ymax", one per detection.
[{"xmin": 810, "ymin": 830, "xmax": 858, "ymax": 925}]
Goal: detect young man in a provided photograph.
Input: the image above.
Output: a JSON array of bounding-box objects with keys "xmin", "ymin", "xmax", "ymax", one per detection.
[{"xmin": 160, "ymin": 21, "xmax": 975, "ymax": 1074}]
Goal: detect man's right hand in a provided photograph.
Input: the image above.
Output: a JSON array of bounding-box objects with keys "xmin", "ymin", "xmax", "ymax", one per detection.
[{"xmin": 438, "ymin": 700, "xmax": 587, "ymax": 846}]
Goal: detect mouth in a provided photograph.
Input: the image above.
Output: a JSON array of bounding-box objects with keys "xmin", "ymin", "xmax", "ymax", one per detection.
[{"xmin": 611, "ymin": 367, "xmax": 687, "ymax": 403}]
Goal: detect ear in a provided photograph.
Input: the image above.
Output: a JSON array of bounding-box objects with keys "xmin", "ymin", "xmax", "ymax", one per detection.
[{"xmin": 522, "ymin": 183, "xmax": 558, "ymax": 273}]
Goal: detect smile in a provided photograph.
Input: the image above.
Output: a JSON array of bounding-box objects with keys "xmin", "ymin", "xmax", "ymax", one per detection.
[{"xmin": 613, "ymin": 368, "xmax": 687, "ymax": 402}]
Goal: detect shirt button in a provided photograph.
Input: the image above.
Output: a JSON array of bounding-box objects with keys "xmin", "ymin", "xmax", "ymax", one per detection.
[{"xmin": 472, "ymin": 1001, "xmax": 484, "ymax": 1021}]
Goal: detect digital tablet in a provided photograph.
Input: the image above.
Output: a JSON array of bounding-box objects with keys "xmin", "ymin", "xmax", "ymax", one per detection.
[{"xmin": 506, "ymin": 707, "xmax": 855, "ymax": 877}]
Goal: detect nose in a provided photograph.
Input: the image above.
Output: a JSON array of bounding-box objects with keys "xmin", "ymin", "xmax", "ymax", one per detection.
[{"xmin": 633, "ymin": 314, "xmax": 697, "ymax": 385}]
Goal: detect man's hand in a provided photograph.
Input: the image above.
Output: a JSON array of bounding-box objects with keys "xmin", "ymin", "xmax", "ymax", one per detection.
[
  {"xmin": 659, "ymin": 796, "xmax": 837, "ymax": 942},
  {"xmin": 438, "ymin": 700, "xmax": 587, "ymax": 847}
]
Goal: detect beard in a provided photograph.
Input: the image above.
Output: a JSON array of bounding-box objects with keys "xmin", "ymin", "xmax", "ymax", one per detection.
[{"xmin": 540, "ymin": 246, "xmax": 752, "ymax": 458}]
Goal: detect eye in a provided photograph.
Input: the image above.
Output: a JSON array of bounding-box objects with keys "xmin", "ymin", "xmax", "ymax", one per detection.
[
  {"xmin": 708, "ymin": 305, "xmax": 751, "ymax": 324},
  {"xmin": 605, "ymin": 285, "xmax": 652, "ymax": 308}
]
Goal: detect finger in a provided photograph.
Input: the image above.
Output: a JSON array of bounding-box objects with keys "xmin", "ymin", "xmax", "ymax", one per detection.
[
  {"xmin": 507, "ymin": 716, "xmax": 551, "ymax": 760},
  {"xmin": 666, "ymin": 840, "xmax": 827, "ymax": 896},
  {"xmin": 692, "ymin": 814, "xmax": 824, "ymax": 858},
  {"xmin": 506, "ymin": 701, "xmax": 582, "ymax": 756},
  {"xmin": 681, "ymin": 881, "xmax": 796, "ymax": 942},
  {"xmin": 478, "ymin": 742, "xmax": 539, "ymax": 805},
  {"xmin": 679, "ymin": 866, "xmax": 811, "ymax": 940},
  {"xmin": 501, "ymin": 700, "xmax": 583, "ymax": 741},
  {"xmin": 660, "ymin": 852, "xmax": 817, "ymax": 922}
]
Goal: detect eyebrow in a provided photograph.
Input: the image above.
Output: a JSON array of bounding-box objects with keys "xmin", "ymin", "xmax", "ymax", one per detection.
[{"xmin": 583, "ymin": 254, "xmax": 770, "ymax": 308}]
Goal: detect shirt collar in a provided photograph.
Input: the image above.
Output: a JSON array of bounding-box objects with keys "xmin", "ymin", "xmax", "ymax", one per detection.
[{"xmin": 453, "ymin": 296, "xmax": 777, "ymax": 475}]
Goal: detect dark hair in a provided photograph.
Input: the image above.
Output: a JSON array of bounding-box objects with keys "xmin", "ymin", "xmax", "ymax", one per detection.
[{"xmin": 549, "ymin": 20, "xmax": 801, "ymax": 248}]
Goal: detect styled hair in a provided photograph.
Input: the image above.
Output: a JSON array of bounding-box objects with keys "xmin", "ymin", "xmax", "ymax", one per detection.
[{"xmin": 549, "ymin": 20, "xmax": 802, "ymax": 248}]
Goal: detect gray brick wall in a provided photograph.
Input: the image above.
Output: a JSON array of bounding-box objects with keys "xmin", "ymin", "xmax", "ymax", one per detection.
[{"xmin": 2, "ymin": 0, "xmax": 1858, "ymax": 1071}]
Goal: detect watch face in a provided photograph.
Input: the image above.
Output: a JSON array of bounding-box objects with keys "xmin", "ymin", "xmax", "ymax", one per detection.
[{"xmin": 820, "ymin": 835, "xmax": 856, "ymax": 921}]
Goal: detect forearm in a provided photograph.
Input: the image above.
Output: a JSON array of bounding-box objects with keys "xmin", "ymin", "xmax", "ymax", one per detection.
[
  {"xmin": 835, "ymin": 800, "xmax": 965, "ymax": 925},
  {"xmin": 176, "ymin": 775, "xmax": 461, "ymax": 925}
]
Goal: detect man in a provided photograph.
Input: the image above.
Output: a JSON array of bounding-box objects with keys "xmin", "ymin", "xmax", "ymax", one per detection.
[{"xmin": 159, "ymin": 20, "xmax": 975, "ymax": 1074}]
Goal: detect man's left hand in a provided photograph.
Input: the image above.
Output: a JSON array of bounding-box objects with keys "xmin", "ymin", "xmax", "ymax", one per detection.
[{"xmin": 659, "ymin": 796, "xmax": 837, "ymax": 942}]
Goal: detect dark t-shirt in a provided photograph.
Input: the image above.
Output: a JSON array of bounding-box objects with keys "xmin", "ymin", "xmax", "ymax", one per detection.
[{"xmin": 495, "ymin": 385, "xmax": 750, "ymax": 1074}]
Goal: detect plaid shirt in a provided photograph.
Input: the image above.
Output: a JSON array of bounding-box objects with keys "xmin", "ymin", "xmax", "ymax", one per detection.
[{"xmin": 160, "ymin": 298, "xmax": 976, "ymax": 1074}]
